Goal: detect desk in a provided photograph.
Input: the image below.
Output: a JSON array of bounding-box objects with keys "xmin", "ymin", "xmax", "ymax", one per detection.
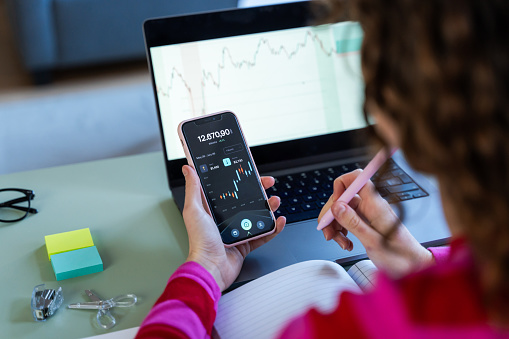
[{"xmin": 0, "ymin": 152, "xmax": 189, "ymax": 338}]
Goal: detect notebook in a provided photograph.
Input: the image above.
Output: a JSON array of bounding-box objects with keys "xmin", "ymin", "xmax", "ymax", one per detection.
[
  {"xmin": 143, "ymin": 1, "xmax": 450, "ymax": 281},
  {"xmin": 215, "ymin": 259, "xmax": 377, "ymax": 338}
]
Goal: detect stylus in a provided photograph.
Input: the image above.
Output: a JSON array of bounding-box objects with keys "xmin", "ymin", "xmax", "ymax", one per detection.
[{"xmin": 316, "ymin": 147, "xmax": 398, "ymax": 231}]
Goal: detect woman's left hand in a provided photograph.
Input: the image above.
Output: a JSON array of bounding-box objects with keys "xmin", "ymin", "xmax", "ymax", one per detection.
[{"xmin": 182, "ymin": 165, "xmax": 286, "ymax": 292}]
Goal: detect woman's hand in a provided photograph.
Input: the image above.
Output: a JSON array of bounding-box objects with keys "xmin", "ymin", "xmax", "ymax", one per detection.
[
  {"xmin": 182, "ymin": 165, "xmax": 286, "ymax": 291},
  {"xmin": 318, "ymin": 169, "xmax": 433, "ymax": 278}
]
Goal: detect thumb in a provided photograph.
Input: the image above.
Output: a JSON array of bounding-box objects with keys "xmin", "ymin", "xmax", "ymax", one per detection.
[
  {"xmin": 331, "ymin": 201, "xmax": 379, "ymax": 246},
  {"xmin": 182, "ymin": 165, "xmax": 204, "ymax": 211}
]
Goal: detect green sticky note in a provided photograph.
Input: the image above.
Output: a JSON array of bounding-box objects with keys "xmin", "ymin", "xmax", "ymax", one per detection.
[
  {"xmin": 50, "ymin": 246, "xmax": 103, "ymax": 281},
  {"xmin": 45, "ymin": 228, "xmax": 94, "ymax": 260}
]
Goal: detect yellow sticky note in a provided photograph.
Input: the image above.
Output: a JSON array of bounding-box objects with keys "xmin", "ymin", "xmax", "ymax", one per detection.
[{"xmin": 45, "ymin": 228, "xmax": 94, "ymax": 261}]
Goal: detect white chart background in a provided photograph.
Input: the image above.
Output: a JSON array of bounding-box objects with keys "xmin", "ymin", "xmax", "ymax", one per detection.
[{"xmin": 151, "ymin": 23, "xmax": 365, "ymax": 160}]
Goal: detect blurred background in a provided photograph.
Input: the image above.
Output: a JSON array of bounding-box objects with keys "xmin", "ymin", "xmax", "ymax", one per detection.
[{"xmin": 0, "ymin": 0, "xmax": 299, "ymax": 175}]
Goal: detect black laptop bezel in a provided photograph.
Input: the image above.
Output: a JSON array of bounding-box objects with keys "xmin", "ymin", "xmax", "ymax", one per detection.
[{"xmin": 143, "ymin": 1, "xmax": 369, "ymax": 189}]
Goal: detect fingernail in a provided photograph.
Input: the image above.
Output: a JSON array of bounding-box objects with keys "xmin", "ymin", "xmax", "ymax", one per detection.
[
  {"xmin": 340, "ymin": 242, "xmax": 346, "ymax": 250},
  {"xmin": 182, "ymin": 166, "xmax": 188, "ymax": 176},
  {"xmin": 324, "ymin": 232, "xmax": 330, "ymax": 241}
]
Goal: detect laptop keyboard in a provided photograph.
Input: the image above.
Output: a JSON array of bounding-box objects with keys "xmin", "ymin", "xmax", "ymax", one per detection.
[{"xmin": 267, "ymin": 159, "xmax": 428, "ymax": 224}]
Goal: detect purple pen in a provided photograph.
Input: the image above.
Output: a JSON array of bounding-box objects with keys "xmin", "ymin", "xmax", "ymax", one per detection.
[{"xmin": 316, "ymin": 148, "xmax": 397, "ymax": 231}]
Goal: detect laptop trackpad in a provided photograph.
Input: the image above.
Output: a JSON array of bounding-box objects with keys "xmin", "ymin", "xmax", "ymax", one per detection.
[
  {"xmin": 281, "ymin": 220, "xmax": 367, "ymax": 262},
  {"xmin": 236, "ymin": 234, "xmax": 298, "ymax": 282},
  {"xmin": 236, "ymin": 219, "xmax": 368, "ymax": 282}
]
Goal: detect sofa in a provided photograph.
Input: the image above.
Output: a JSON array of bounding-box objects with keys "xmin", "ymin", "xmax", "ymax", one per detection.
[{"xmin": 5, "ymin": 0, "xmax": 239, "ymax": 84}]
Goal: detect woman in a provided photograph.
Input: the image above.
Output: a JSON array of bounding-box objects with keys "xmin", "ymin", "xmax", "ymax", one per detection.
[{"xmin": 136, "ymin": 0, "xmax": 509, "ymax": 337}]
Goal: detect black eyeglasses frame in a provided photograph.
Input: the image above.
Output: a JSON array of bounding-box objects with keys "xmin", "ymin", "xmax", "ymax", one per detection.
[{"xmin": 0, "ymin": 188, "xmax": 38, "ymax": 223}]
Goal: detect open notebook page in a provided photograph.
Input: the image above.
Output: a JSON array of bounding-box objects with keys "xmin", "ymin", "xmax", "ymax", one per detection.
[
  {"xmin": 215, "ymin": 260, "xmax": 361, "ymax": 339},
  {"xmin": 347, "ymin": 260, "xmax": 378, "ymax": 292}
]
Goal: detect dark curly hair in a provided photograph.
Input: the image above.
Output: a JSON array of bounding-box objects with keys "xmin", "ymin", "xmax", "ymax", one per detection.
[{"xmin": 314, "ymin": 0, "xmax": 509, "ymax": 324}]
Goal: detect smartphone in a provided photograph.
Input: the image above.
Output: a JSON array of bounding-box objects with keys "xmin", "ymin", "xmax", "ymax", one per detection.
[{"xmin": 178, "ymin": 111, "xmax": 276, "ymax": 247}]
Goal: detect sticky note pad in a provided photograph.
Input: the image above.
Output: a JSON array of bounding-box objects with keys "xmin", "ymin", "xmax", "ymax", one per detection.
[
  {"xmin": 45, "ymin": 228, "xmax": 94, "ymax": 260},
  {"xmin": 50, "ymin": 246, "xmax": 103, "ymax": 281}
]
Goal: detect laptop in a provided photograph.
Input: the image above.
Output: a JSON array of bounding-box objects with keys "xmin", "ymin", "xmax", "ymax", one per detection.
[{"xmin": 143, "ymin": 1, "xmax": 450, "ymax": 281}]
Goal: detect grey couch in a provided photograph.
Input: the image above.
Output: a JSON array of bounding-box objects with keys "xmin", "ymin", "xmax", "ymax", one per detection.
[{"xmin": 6, "ymin": 0, "xmax": 238, "ymax": 83}]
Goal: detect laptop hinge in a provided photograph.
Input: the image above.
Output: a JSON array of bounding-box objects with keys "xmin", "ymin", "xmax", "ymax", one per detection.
[{"xmin": 257, "ymin": 146, "xmax": 371, "ymax": 175}]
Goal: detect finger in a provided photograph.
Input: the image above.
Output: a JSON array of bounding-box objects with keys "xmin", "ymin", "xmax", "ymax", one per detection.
[
  {"xmin": 332, "ymin": 231, "xmax": 353, "ymax": 251},
  {"xmin": 321, "ymin": 221, "xmax": 350, "ymax": 249},
  {"xmin": 182, "ymin": 165, "xmax": 204, "ymax": 212},
  {"xmin": 318, "ymin": 181, "xmax": 361, "ymax": 225},
  {"xmin": 318, "ymin": 194, "xmax": 334, "ymax": 221},
  {"xmin": 320, "ymin": 194, "xmax": 348, "ymax": 239},
  {"xmin": 357, "ymin": 179, "xmax": 379, "ymax": 202},
  {"xmin": 339, "ymin": 181, "xmax": 397, "ymax": 236},
  {"xmin": 349, "ymin": 194, "xmax": 362, "ymax": 210},
  {"xmin": 333, "ymin": 169, "xmax": 380, "ymax": 202},
  {"xmin": 260, "ymin": 176, "xmax": 275, "ymax": 190},
  {"xmin": 332, "ymin": 201, "xmax": 380, "ymax": 248},
  {"xmin": 351, "ymin": 190, "xmax": 400, "ymax": 235},
  {"xmin": 267, "ymin": 195, "xmax": 281, "ymax": 212},
  {"xmin": 321, "ymin": 174, "xmax": 368, "ymax": 228},
  {"xmin": 332, "ymin": 169, "xmax": 362, "ymax": 200},
  {"xmin": 320, "ymin": 195, "xmax": 346, "ymax": 236},
  {"xmin": 321, "ymin": 220, "xmax": 341, "ymax": 240},
  {"xmin": 318, "ymin": 192, "xmax": 343, "ymax": 229},
  {"xmin": 340, "ymin": 226, "xmax": 348, "ymax": 237}
]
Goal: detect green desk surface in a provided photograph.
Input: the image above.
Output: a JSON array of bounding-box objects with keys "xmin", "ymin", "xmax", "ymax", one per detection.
[{"xmin": 0, "ymin": 152, "xmax": 190, "ymax": 338}]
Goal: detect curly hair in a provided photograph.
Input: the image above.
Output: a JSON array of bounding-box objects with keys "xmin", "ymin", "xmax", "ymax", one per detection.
[{"xmin": 315, "ymin": 0, "xmax": 509, "ymax": 323}]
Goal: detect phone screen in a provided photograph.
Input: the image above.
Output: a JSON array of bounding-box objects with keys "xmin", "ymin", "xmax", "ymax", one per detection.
[{"xmin": 181, "ymin": 112, "xmax": 275, "ymax": 245}]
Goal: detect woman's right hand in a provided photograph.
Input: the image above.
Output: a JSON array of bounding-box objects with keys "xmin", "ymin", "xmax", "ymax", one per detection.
[{"xmin": 318, "ymin": 170, "xmax": 434, "ymax": 278}]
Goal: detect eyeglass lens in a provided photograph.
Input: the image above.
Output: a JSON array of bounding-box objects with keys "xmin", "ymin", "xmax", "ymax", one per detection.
[{"xmin": 0, "ymin": 190, "xmax": 31, "ymax": 222}]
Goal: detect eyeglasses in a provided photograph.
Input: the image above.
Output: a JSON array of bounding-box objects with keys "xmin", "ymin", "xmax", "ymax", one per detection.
[{"xmin": 0, "ymin": 188, "xmax": 38, "ymax": 223}]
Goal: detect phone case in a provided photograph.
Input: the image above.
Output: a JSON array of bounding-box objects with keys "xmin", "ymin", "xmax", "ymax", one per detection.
[{"xmin": 177, "ymin": 110, "xmax": 276, "ymax": 247}]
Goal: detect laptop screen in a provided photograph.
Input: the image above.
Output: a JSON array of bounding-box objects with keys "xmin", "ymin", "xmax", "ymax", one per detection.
[{"xmin": 149, "ymin": 21, "xmax": 365, "ymax": 162}]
